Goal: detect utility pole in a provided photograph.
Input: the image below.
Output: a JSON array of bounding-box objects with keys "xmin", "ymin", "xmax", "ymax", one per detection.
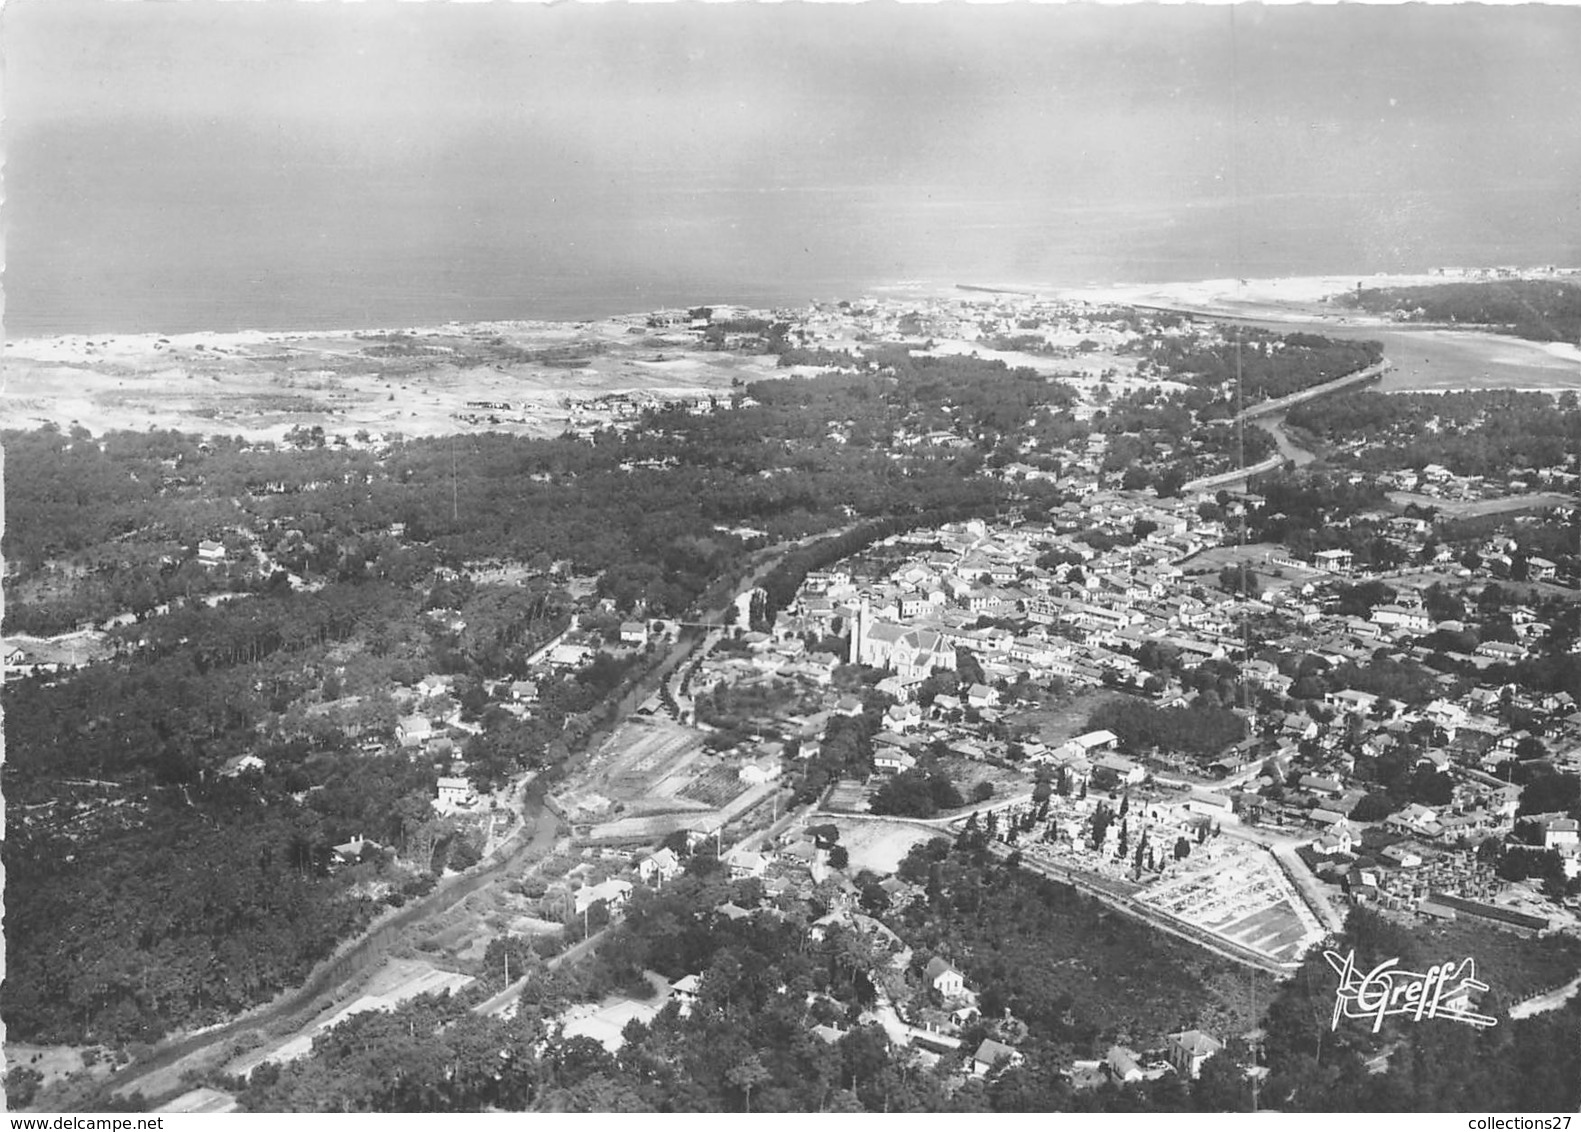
[{"xmin": 1250, "ymin": 968, "xmax": 1259, "ymax": 1113}]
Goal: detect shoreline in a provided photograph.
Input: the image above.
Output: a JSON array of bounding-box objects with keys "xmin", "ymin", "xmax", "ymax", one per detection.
[
  {"xmin": 8, "ymin": 269, "xmax": 1580, "ymax": 353},
  {"xmin": 4, "ymin": 271, "xmax": 1574, "ymax": 444}
]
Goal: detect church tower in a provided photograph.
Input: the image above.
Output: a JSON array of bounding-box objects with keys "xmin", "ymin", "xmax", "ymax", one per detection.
[{"xmin": 848, "ymin": 599, "xmax": 868, "ymax": 665}]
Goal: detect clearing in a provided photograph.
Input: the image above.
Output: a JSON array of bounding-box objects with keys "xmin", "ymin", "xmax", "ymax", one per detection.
[
  {"xmin": 1386, "ymin": 491, "xmax": 1575, "ymax": 520},
  {"xmin": 830, "ymin": 818, "xmax": 946, "ymax": 874}
]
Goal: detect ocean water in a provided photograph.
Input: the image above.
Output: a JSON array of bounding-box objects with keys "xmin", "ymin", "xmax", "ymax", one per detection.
[{"xmin": 7, "ymin": 120, "xmax": 1578, "ymax": 338}]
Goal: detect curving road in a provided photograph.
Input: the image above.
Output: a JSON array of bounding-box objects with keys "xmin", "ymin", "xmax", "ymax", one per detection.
[
  {"xmin": 1509, "ymin": 971, "xmax": 1581, "ymax": 1020},
  {"xmin": 106, "ymin": 786, "xmax": 564, "ymax": 1101},
  {"xmin": 1180, "ymin": 358, "xmax": 1390, "ymax": 493},
  {"xmin": 101, "ymin": 528, "xmax": 856, "ymax": 1103}
]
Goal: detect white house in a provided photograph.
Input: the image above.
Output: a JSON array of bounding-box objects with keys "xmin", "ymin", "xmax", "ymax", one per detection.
[
  {"xmin": 1542, "ymin": 818, "xmax": 1580, "ymax": 852},
  {"xmin": 397, "ymin": 715, "xmax": 434, "ymax": 747},
  {"xmin": 1094, "ymin": 753, "xmax": 1146, "ymax": 787},
  {"xmin": 925, "ymin": 956, "xmax": 965, "ymax": 997},
  {"xmin": 738, "ymin": 758, "xmax": 783, "ymax": 786},
  {"xmin": 637, "ymin": 847, "xmax": 682, "ymax": 884},
  {"xmin": 1071, "ymin": 729, "xmax": 1119, "ymax": 754},
  {"xmin": 1167, "ymin": 1030, "xmax": 1224, "ymax": 1079},
  {"xmin": 417, "ymin": 674, "xmax": 453, "ymax": 700},
  {"xmin": 966, "ymin": 683, "xmax": 999, "ymax": 710},
  {"xmin": 574, "ymin": 878, "xmax": 633, "ymax": 916},
  {"xmin": 883, "ymin": 702, "xmax": 924, "ymax": 732},
  {"xmin": 724, "ymin": 848, "xmax": 769, "ymax": 880},
  {"xmin": 873, "ymin": 740, "xmax": 918, "ymax": 775},
  {"xmin": 435, "ymin": 775, "xmax": 474, "ymax": 811},
  {"xmin": 671, "ymin": 973, "xmax": 702, "ymax": 1015}
]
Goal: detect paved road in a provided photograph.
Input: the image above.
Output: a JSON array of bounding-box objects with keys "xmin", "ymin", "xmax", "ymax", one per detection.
[
  {"xmin": 472, "ymin": 927, "xmax": 612, "ymax": 1018},
  {"xmin": 106, "ymin": 787, "xmax": 564, "ymax": 1101},
  {"xmin": 1181, "ymin": 453, "xmax": 1287, "ymax": 495},
  {"xmin": 1268, "ymin": 841, "xmax": 1347, "ymax": 934},
  {"xmin": 1180, "ymin": 359, "xmax": 1391, "ymax": 493},
  {"xmin": 1509, "ymin": 971, "xmax": 1581, "ymax": 1020},
  {"xmin": 1233, "ymin": 359, "xmax": 1393, "ymax": 423},
  {"xmin": 97, "ymin": 523, "xmax": 943, "ymax": 1100}
]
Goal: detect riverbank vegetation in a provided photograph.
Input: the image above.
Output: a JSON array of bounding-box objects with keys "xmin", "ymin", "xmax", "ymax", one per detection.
[{"xmin": 1337, "ymin": 279, "xmax": 1581, "ymax": 343}]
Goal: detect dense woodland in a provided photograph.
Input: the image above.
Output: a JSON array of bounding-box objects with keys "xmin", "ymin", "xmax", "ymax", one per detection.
[
  {"xmin": 1141, "ymin": 328, "xmax": 1383, "ymax": 405},
  {"xmin": 2, "ymin": 353, "xmax": 1063, "ymax": 1045},
  {"xmin": 1337, "ymin": 279, "xmax": 1581, "ymax": 343},
  {"xmin": 1284, "ymin": 388, "xmax": 1581, "ymax": 477},
  {"xmin": 1084, "ymin": 699, "xmax": 1248, "ymax": 762},
  {"xmin": 190, "ymin": 845, "xmax": 1581, "ymax": 1112},
  {"xmin": 0, "ymin": 571, "xmax": 629, "ymax": 1043}
]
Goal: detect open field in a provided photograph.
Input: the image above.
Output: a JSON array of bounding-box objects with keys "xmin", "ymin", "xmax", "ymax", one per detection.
[
  {"xmin": 1180, "ymin": 541, "xmax": 1297, "ymax": 573},
  {"xmin": 1386, "ymin": 491, "xmax": 1575, "ymax": 519},
  {"xmin": 3, "ymin": 1043, "xmax": 118, "ymax": 1094},
  {"xmin": 829, "ymin": 817, "xmax": 946, "ymax": 874},
  {"xmin": 935, "ymin": 754, "xmax": 1026, "ymax": 802},
  {"xmin": 1007, "ymin": 688, "xmax": 1130, "ymax": 749},
  {"xmin": 1180, "ymin": 542, "xmax": 1327, "ymax": 595},
  {"xmin": 1, "ymin": 321, "xmax": 775, "ymax": 442},
  {"xmin": 557, "ymin": 973, "xmax": 673, "ymax": 1052},
  {"xmin": 153, "ymin": 1087, "xmax": 239, "ymax": 1114},
  {"xmin": 4, "ymin": 629, "xmax": 116, "ymax": 667}
]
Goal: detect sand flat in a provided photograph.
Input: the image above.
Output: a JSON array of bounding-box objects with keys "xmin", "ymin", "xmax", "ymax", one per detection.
[{"xmin": 2, "ymin": 321, "xmax": 776, "ymax": 441}]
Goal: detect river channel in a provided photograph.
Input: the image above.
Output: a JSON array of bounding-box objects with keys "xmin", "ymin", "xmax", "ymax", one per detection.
[{"xmin": 1179, "ymin": 308, "xmax": 1581, "ymax": 396}]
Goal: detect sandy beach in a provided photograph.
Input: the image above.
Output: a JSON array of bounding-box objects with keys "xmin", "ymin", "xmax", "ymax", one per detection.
[
  {"xmin": 0, "ymin": 319, "xmax": 773, "ymax": 442},
  {"xmin": 5, "ymin": 271, "xmax": 1576, "ymax": 444}
]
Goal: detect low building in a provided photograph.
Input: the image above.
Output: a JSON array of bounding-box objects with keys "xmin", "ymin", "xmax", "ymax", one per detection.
[
  {"xmin": 1542, "ymin": 817, "xmax": 1580, "ymax": 852},
  {"xmin": 1095, "ymin": 753, "xmax": 1146, "ymax": 786},
  {"xmin": 1106, "ymin": 1045, "xmax": 1145, "ymax": 1083},
  {"xmin": 574, "ymin": 878, "xmax": 634, "ymax": 916},
  {"xmin": 971, "ymin": 1038, "xmax": 1024, "ymax": 1077}
]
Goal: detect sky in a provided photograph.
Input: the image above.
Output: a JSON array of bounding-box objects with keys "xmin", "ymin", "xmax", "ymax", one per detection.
[{"xmin": 5, "ymin": 2, "xmax": 1581, "ymax": 333}]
